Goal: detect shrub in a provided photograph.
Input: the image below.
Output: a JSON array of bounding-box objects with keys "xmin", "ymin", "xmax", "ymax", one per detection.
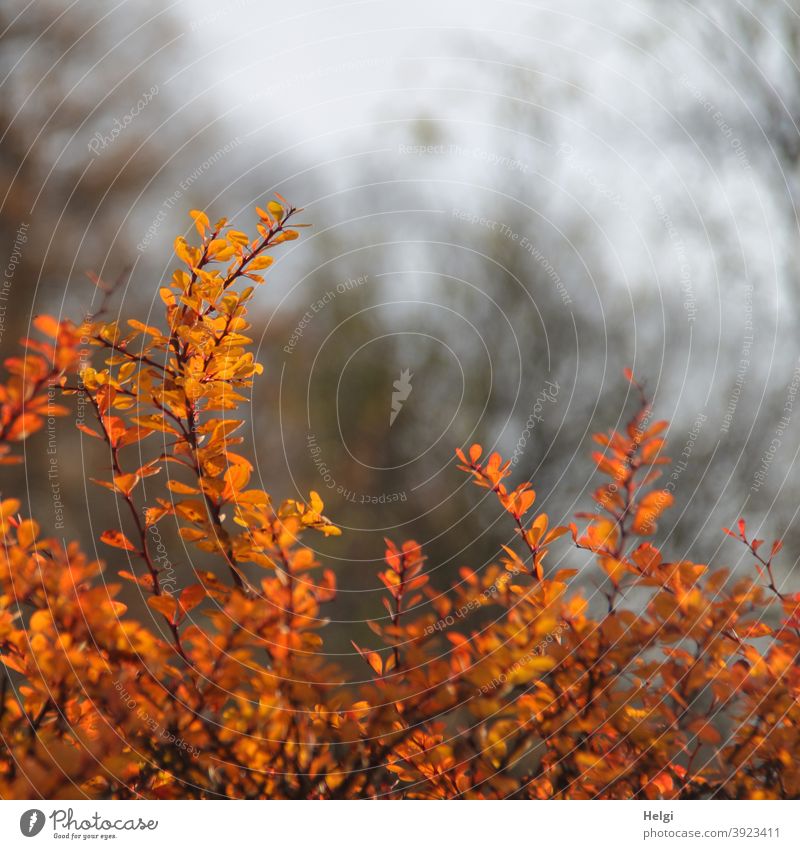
[{"xmin": 0, "ymin": 202, "xmax": 797, "ymax": 799}]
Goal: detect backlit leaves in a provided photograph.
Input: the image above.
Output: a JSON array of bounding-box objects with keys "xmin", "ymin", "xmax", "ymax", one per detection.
[
  {"xmin": 100, "ymin": 529, "xmax": 136, "ymax": 552},
  {"xmin": 0, "ymin": 208, "xmax": 795, "ymax": 802}
]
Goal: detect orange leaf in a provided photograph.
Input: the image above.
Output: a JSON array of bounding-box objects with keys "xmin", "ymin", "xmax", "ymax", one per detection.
[
  {"xmin": 633, "ymin": 490, "xmax": 674, "ymax": 535},
  {"xmin": 7, "ymin": 413, "xmax": 42, "ymax": 441},
  {"xmin": 112, "ymin": 473, "xmax": 140, "ymax": 497},
  {"xmin": 179, "ymin": 584, "xmax": 206, "ymax": 613},
  {"xmin": 100, "ymin": 529, "xmax": 137, "ymax": 551},
  {"xmin": 147, "ymin": 594, "xmax": 178, "ymax": 622},
  {"xmin": 118, "ymin": 570, "xmax": 155, "ymax": 591},
  {"xmin": 33, "ymin": 314, "xmax": 61, "ymax": 338}
]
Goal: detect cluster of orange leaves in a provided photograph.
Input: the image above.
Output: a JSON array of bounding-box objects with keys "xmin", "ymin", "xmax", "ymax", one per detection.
[{"xmin": 0, "ymin": 203, "xmax": 798, "ymax": 799}]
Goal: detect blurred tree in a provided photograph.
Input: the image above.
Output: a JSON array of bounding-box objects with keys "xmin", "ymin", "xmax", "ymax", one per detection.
[
  {"xmin": 0, "ymin": 0, "xmax": 209, "ymax": 317},
  {"xmin": 0, "ymin": 0, "xmax": 216, "ymax": 560},
  {"xmin": 246, "ymin": 0, "xmax": 800, "ymax": 617}
]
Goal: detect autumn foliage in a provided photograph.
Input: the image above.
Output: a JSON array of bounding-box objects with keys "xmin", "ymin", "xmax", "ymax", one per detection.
[{"xmin": 0, "ymin": 202, "xmax": 798, "ymax": 799}]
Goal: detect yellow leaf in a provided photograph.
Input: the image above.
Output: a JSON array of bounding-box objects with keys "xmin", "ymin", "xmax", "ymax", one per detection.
[
  {"xmin": 190, "ymin": 209, "xmax": 210, "ymax": 236},
  {"xmin": 247, "ymin": 255, "xmax": 273, "ymax": 271},
  {"xmin": 174, "ymin": 237, "xmax": 199, "ymax": 267},
  {"xmin": 527, "ymin": 514, "xmax": 549, "ymax": 546}
]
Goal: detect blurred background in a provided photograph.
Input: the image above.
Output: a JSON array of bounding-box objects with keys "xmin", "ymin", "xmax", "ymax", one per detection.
[{"xmin": 2, "ymin": 0, "xmax": 799, "ymax": 654}]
